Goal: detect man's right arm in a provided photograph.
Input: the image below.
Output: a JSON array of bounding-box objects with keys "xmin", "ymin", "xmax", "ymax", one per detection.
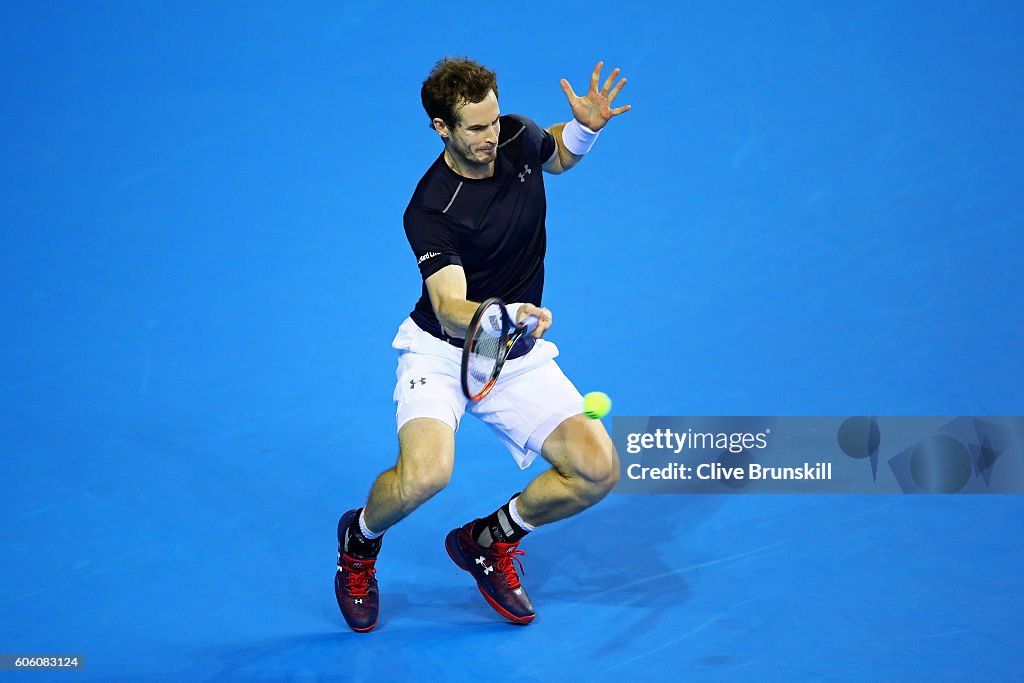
[
  {"xmin": 425, "ymin": 264, "xmax": 555, "ymax": 340},
  {"xmin": 425, "ymin": 264, "xmax": 478, "ymax": 339}
]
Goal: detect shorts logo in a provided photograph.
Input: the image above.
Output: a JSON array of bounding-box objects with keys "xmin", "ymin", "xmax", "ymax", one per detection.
[{"xmin": 409, "ymin": 377, "xmax": 427, "ymax": 389}]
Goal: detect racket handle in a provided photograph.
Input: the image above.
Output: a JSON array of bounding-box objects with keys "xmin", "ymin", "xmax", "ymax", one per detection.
[{"xmin": 520, "ymin": 314, "xmax": 540, "ymax": 334}]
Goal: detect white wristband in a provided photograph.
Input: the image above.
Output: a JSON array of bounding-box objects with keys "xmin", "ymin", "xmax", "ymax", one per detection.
[
  {"xmin": 562, "ymin": 119, "xmax": 601, "ymax": 156},
  {"xmin": 506, "ymin": 302, "xmax": 526, "ymax": 325}
]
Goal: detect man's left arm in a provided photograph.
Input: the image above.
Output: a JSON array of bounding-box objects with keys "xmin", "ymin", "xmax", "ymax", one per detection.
[
  {"xmin": 542, "ymin": 122, "xmax": 583, "ymax": 175},
  {"xmin": 543, "ymin": 61, "xmax": 631, "ymax": 175}
]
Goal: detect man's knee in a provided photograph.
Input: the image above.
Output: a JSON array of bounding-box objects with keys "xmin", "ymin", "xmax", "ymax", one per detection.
[
  {"xmin": 396, "ymin": 453, "xmax": 451, "ymax": 507},
  {"xmin": 560, "ymin": 435, "xmax": 619, "ymax": 503},
  {"xmin": 394, "ymin": 418, "xmax": 455, "ymax": 509}
]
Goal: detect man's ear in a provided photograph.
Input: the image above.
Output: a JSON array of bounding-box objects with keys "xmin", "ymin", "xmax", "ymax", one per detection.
[{"xmin": 432, "ymin": 118, "xmax": 450, "ymax": 139}]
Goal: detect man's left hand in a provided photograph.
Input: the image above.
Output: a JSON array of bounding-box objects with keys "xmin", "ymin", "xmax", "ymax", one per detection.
[{"xmin": 559, "ymin": 61, "xmax": 631, "ymax": 132}]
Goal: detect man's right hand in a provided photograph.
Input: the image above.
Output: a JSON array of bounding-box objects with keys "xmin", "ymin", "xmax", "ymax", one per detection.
[{"xmin": 516, "ymin": 303, "xmax": 553, "ymax": 339}]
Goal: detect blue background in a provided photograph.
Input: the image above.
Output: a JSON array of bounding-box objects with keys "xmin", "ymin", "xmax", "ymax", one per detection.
[{"xmin": 2, "ymin": 1, "xmax": 1022, "ymax": 680}]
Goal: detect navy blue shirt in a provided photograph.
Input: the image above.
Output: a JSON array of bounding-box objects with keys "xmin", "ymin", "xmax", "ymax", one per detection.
[{"xmin": 404, "ymin": 114, "xmax": 557, "ymax": 342}]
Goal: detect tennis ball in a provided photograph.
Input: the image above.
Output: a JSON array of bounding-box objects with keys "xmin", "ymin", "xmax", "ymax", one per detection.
[{"xmin": 583, "ymin": 391, "xmax": 612, "ymax": 420}]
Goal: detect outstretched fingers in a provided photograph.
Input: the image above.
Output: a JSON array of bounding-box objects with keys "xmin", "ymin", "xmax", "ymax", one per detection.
[
  {"xmin": 589, "ymin": 60, "xmax": 603, "ymax": 93},
  {"xmin": 565, "ymin": 63, "xmax": 632, "ymax": 119},
  {"xmin": 601, "ymin": 68, "xmax": 620, "ymax": 96},
  {"xmin": 559, "ymin": 78, "xmax": 578, "ymax": 101},
  {"xmin": 608, "ymin": 76, "xmax": 627, "ymax": 102}
]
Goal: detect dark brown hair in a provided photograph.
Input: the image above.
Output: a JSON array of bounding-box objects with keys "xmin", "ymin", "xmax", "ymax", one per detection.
[{"xmin": 420, "ymin": 56, "xmax": 499, "ymax": 130}]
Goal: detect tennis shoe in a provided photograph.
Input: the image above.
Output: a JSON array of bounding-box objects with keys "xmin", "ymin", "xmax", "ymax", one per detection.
[
  {"xmin": 335, "ymin": 509, "xmax": 379, "ymax": 632},
  {"xmin": 445, "ymin": 521, "xmax": 535, "ymax": 624}
]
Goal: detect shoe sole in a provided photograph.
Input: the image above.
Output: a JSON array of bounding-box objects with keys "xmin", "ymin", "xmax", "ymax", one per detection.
[{"xmin": 444, "ymin": 531, "xmax": 535, "ymax": 625}]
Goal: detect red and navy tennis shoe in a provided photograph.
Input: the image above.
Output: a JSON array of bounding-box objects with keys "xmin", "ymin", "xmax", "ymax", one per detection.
[
  {"xmin": 335, "ymin": 509, "xmax": 379, "ymax": 633},
  {"xmin": 445, "ymin": 521, "xmax": 535, "ymax": 624}
]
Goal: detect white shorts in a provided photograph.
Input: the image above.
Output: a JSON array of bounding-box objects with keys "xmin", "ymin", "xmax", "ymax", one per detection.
[{"xmin": 391, "ymin": 317, "xmax": 584, "ymax": 469}]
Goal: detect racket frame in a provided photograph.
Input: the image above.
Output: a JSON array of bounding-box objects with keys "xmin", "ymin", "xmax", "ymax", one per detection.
[{"xmin": 461, "ymin": 297, "xmax": 511, "ymax": 401}]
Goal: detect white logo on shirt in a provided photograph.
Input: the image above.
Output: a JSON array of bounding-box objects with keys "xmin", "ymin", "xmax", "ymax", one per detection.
[
  {"xmin": 417, "ymin": 251, "xmax": 441, "ymax": 264},
  {"xmin": 518, "ymin": 164, "xmax": 532, "ymax": 183}
]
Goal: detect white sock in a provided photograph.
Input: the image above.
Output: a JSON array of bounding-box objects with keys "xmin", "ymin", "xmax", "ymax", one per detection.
[
  {"xmin": 358, "ymin": 508, "xmax": 384, "ymax": 539},
  {"xmin": 509, "ymin": 495, "xmax": 536, "ymax": 532}
]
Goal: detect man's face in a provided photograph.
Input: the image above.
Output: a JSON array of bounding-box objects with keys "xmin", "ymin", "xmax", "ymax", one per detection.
[{"xmin": 442, "ymin": 90, "xmax": 500, "ymax": 167}]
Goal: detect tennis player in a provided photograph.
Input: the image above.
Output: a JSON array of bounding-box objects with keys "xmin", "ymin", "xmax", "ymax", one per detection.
[{"xmin": 336, "ymin": 57, "xmax": 630, "ymax": 632}]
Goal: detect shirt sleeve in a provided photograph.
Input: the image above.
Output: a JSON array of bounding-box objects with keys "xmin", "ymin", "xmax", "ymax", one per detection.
[
  {"xmin": 506, "ymin": 114, "xmax": 557, "ymax": 165},
  {"xmin": 403, "ymin": 206, "xmax": 462, "ymax": 280}
]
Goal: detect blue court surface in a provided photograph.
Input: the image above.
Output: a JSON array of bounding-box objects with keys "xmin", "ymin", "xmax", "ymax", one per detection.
[{"xmin": 2, "ymin": 2, "xmax": 1023, "ymax": 681}]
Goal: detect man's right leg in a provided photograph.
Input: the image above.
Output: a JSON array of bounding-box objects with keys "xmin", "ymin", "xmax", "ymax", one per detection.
[
  {"xmin": 365, "ymin": 417, "xmax": 456, "ymax": 531},
  {"xmin": 336, "ymin": 417, "xmax": 455, "ymax": 632}
]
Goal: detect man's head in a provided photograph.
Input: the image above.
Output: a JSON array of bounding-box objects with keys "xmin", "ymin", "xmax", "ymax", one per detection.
[{"xmin": 421, "ymin": 57, "xmax": 501, "ymax": 169}]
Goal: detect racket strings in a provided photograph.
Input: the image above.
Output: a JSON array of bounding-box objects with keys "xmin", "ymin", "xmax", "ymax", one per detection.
[{"xmin": 466, "ymin": 304, "xmax": 508, "ymax": 397}]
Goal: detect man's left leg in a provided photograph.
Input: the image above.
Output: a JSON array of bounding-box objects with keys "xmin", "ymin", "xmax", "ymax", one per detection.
[
  {"xmin": 445, "ymin": 371, "xmax": 619, "ymax": 624},
  {"xmin": 516, "ymin": 414, "xmax": 620, "ymax": 526}
]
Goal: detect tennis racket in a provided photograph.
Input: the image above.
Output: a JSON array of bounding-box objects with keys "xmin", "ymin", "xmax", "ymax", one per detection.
[{"xmin": 461, "ymin": 298, "xmax": 540, "ymax": 401}]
